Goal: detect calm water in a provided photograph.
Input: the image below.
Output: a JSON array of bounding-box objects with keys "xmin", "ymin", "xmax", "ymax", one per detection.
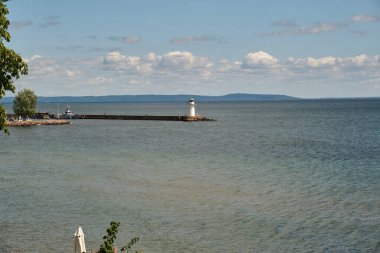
[{"xmin": 1, "ymin": 100, "xmax": 380, "ymax": 253}]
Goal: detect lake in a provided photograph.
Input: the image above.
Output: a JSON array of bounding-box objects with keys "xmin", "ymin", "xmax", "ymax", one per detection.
[{"xmin": 1, "ymin": 99, "xmax": 380, "ymax": 252}]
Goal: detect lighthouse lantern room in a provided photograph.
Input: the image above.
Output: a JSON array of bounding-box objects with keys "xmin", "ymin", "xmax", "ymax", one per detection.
[{"xmin": 188, "ymin": 98, "xmax": 196, "ymax": 117}]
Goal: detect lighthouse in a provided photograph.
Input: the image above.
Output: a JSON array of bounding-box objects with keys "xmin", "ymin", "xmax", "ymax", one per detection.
[{"xmin": 188, "ymin": 98, "xmax": 196, "ymax": 117}]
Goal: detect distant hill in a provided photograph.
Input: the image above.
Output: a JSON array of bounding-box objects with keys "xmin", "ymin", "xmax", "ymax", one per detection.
[{"xmin": 2, "ymin": 93, "xmax": 299, "ymax": 103}]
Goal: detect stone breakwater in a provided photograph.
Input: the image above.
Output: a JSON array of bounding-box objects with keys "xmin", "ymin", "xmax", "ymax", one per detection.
[
  {"xmin": 79, "ymin": 114, "xmax": 215, "ymax": 121},
  {"xmin": 6, "ymin": 119, "xmax": 71, "ymax": 127}
]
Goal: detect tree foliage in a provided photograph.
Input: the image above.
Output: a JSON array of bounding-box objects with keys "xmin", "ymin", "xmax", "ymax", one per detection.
[
  {"xmin": 0, "ymin": 0, "xmax": 28, "ymax": 133},
  {"xmin": 121, "ymin": 237, "xmax": 142, "ymax": 253},
  {"xmin": 99, "ymin": 221, "xmax": 120, "ymax": 253},
  {"xmin": 12, "ymin": 88, "xmax": 37, "ymax": 116},
  {"xmin": 99, "ymin": 221, "xmax": 143, "ymax": 253}
]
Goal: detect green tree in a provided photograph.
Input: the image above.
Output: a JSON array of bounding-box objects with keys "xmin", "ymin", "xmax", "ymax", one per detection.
[
  {"xmin": 0, "ymin": 0, "xmax": 28, "ymax": 133},
  {"xmin": 12, "ymin": 88, "xmax": 37, "ymax": 117}
]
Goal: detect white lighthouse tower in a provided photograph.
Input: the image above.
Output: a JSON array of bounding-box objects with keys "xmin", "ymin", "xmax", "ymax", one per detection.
[{"xmin": 188, "ymin": 98, "xmax": 196, "ymax": 117}]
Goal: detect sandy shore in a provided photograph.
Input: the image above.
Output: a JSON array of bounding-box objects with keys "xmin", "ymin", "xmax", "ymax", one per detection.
[{"xmin": 5, "ymin": 119, "xmax": 71, "ymax": 127}]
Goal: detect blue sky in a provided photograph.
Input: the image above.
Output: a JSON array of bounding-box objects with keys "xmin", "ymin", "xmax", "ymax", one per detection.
[{"xmin": 5, "ymin": 0, "xmax": 380, "ymax": 98}]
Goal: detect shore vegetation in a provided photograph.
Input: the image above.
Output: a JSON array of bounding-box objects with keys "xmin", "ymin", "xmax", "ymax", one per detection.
[{"xmin": 0, "ymin": 0, "xmax": 29, "ymax": 134}]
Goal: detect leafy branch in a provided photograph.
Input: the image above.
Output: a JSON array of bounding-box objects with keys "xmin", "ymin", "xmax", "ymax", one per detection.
[
  {"xmin": 98, "ymin": 221, "xmax": 120, "ymax": 253},
  {"xmin": 121, "ymin": 237, "xmax": 142, "ymax": 253},
  {"xmin": 98, "ymin": 221, "xmax": 143, "ymax": 253}
]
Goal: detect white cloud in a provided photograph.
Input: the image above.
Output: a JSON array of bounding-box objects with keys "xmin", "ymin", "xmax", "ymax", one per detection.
[
  {"xmin": 169, "ymin": 35, "xmax": 225, "ymax": 44},
  {"xmin": 102, "ymin": 52, "xmax": 152, "ymax": 73},
  {"xmin": 102, "ymin": 51, "xmax": 125, "ymax": 64},
  {"xmin": 158, "ymin": 51, "xmax": 196, "ymax": 68},
  {"xmin": 350, "ymin": 55, "xmax": 369, "ymax": 66},
  {"xmin": 284, "ymin": 54, "xmax": 380, "ymax": 96},
  {"xmin": 287, "ymin": 54, "xmax": 380, "ymax": 69},
  {"xmin": 124, "ymin": 36, "xmax": 141, "ymax": 44},
  {"xmin": 262, "ymin": 22, "xmax": 345, "ymax": 36},
  {"xmin": 272, "ymin": 19, "xmax": 296, "ymax": 27},
  {"xmin": 10, "ymin": 20, "xmax": 33, "ymax": 30},
  {"xmin": 242, "ymin": 51, "xmax": 279, "ymax": 68},
  {"xmin": 157, "ymin": 51, "xmax": 212, "ymax": 70},
  {"xmin": 308, "ymin": 23, "xmax": 341, "ymax": 34},
  {"xmin": 25, "ymin": 55, "xmax": 42, "ymax": 63},
  {"xmin": 23, "ymin": 55, "xmax": 86, "ymax": 83},
  {"xmin": 108, "ymin": 36, "xmax": 142, "ymax": 44},
  {"xmin": 218, "ymin": 59, "xmax": 241, "ymax": 72},
  {"xmin": 306, "ymin": 56, "xmax": 336, "ymax": 68},
  {"xmin": 338, "ymin": 54, "xmax": 380, "ymax": 67},
  {"xmin": 127, "ymin": 57, "xmax": 152, "ymax": 73},
  {"xmin": 25, "ymin": 55, "xmax": 59, "ymax": 76},
  {"xmin": 263, "ymin": 15, "xmax": 378, "ymax": 37},
  {"xmin": 101, "ymin": 51, "xmax": 213, "ymax": 77},
  {"xmin": 65, "ymin": 70, "xmax": 82, "ymax": 79},
  {"xmin": 40, "ymin": 16, "xmax": 61, "ymax": 28},
  {"xmin": 281, "ymin": 54, "xmax": 380, "ymax": 97},
  {"xmin": 351, "ymin": 14, "xmax": 380, "ymax": 22},
  {"xmin": 89, "ymin": 76, "xmax": 114, "ymax": 85},
  {"xmin": 145, "ymin": 52, "xmax": 157, "ymax": 62}
]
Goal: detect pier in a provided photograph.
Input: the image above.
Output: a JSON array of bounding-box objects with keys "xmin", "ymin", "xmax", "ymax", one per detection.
[
  {"xmin": 6, "ymin": 99, "xmax": 215, "ymax": 124},
  {"xmin": 6, "ymin": 113, "xmax": 215, "ymax": 124},
  {"xmin": 78, "ymin": 114, "xmax": 215, "ymax": 121}
]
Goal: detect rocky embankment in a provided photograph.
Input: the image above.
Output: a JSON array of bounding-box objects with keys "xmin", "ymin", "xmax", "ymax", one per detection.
[{"xmin": 6, "ymin": 119, "xmax": 71, "ymax": 127}]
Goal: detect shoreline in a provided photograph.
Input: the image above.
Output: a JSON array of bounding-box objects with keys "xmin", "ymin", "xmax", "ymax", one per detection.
[{"xmin": 5, "ymin": 119, "xmax": 71, "ymax": 127}]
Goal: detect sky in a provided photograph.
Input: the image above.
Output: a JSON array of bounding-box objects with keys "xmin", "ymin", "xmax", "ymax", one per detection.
[{"xmin": 4, "ymin": 0, "xmax": 380, "ymax": 98}]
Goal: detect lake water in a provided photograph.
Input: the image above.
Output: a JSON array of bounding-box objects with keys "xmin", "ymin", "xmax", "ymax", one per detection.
[{"xmin": 1, "ymin": 99, "xmax": 380, "ymax": 252}]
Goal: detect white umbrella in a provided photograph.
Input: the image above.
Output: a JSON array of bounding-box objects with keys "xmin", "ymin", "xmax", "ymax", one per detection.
[{"xmin": 74, "ymin": 226, "xmax": 86, "ymax": 253}]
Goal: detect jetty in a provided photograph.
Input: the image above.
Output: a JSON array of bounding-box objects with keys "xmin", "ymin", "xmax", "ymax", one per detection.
[
  {"xmin": 79, "ymin": 99, "xmax": 214, "ymax": 121},
  {"xmin": 78, "ymin": 114, "xmax": 213, "ymax": 121},
  {"xmin": 5, "ymin": 98, "xmax": 215, "ymax": 124}
]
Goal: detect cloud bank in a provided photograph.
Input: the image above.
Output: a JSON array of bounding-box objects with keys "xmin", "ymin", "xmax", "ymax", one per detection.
[{"xmin": 17, "ymin": 50, "xmax": 380, "ymax": 98}]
